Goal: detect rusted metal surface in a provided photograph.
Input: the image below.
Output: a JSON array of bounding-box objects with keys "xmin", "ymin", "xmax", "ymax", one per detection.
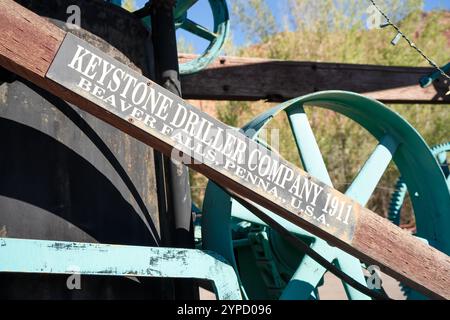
[{"xmin": 0, "ymin": 0, "xmax": 163, "ymax": 299}]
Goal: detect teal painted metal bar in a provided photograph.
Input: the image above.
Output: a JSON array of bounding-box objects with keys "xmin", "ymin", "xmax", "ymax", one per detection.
[
  {"xmin": 202, "ymin": 182, "xmax": 251, "ymax": 299},
  {"xmin": 286, "ymin": 104, "xmax": 333, "ymax": 186},
  {"xmin": 345, "ymin": 135, "xmax": 398, "ymax": 207},
  {"xmin": 279, "ymin": 241, "xmax": 333, "ymax": 300},
  {"xmin": 342, "ymin": 140, "xmax": 391, "ymax": 299},
  {"xmin": 173, "ymin": 0, "xmax": 198, "ymax": 19},
  {"xmin": 283, "ymin": 103, "xmax": 343, "ymax": 300},
  {"xmin": 334, "ymin": 252, "xmax": 368, "ymax": 300},
  {"xmin": 0, "ymin": 237, "xmax": 242, "ymax": 300},
  {"xmin": 284, "ymin": 104, "xmax": 370, "ymax": 300},
  {"xmin": 180, "ymin": 19, "xmax": 217, "ymax": 41}
]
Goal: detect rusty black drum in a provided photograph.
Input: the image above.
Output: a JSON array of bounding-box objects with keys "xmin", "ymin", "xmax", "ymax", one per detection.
[{"xmin": 0, "ymin": 0, "xmax": 166, "ymax": 299}]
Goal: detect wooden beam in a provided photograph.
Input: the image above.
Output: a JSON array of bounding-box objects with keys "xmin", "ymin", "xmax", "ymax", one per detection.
[
  {"xmin": 179, "ymin": 54, "xmax": 450, "ymax": 103},
  {"xmin": 1, "ymin": 0, "xmax": 449, "ymax": 299}
]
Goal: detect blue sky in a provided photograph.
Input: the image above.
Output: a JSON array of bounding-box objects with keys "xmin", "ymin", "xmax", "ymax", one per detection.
[{"xmin": 135, "ymin": 0, "xmax": 450, "ymax": 53}]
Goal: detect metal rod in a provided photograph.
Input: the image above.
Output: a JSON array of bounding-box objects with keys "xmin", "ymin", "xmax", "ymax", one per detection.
[{"xmin": 150, "ymin": 0, "xmax": 197, "ymax": 299}]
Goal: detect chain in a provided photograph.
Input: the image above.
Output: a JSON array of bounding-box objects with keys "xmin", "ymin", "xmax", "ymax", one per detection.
[{"xmin": 369, "ymin": 0, "xmax": 450, "ymax": 84}]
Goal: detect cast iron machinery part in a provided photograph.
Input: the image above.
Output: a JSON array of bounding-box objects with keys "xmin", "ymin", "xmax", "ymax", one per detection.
[
  {"xmin": 121, "ymin": 0, "xmax": 230, "ymax": 75},
  {"xmin": 388, "ymin": 141, "xmax": 450, "ymax": 299},
  {"xmin": 201, "ymin": 91, "xmax": 450, "ymax": 300}
]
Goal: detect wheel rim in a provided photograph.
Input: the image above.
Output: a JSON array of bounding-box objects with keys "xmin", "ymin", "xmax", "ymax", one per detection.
[
  {"xmin": 202, "ymin": 91, "xmax": 450, "ymax": 300},
  {"xmin": 388, "ymin": 141, "xmax": 450, "ymax": 298},
  {"xmin": 110, "ymin": 0, "xmax": 230, "ymax": 75},
  {"xmin": 175, "ymin": 0, "xmax": 229, "ymax": 74}
]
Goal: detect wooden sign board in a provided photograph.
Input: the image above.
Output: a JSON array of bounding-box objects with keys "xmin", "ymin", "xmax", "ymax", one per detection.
[
  {"xmin": 0, "ymin": 0, "xmax": 448, "ymax": 299},
  {"xmin": 47, "ymin": 33, "xmax": 358, "ymax": 243}
]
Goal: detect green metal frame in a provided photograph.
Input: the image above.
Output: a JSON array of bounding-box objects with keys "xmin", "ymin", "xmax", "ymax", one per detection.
[
  {"xmin": 110, "ymin": 0, "xmax": 230, "ymax": 75},
  {"xmin": 0, "ymin": 237, "xmax": 242, "ymax": 299},
  {"xmin": 202, "ymin": 90, "xmax": 450, "ymax": 300}
]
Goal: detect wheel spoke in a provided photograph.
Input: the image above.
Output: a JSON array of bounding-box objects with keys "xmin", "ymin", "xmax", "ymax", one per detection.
[
  {"xmin": 280, "ymin": 239, "xmax": 334, "ymax": 300},
  {"xmin": 180, "ymin": 19, "xmax": 217, "ymax": 41},
  {"xmin": 345, "ymin": 135, "xmax": 399, "ymax": 206},
  {"xmin": 335, "ymin": 251, "xmax": 371, "ymax": 300},
  {"xmin": 173, "ymin": 0, "xmax": 198, "ymax": 20},
  {"xmin": 286, "ymin": 105, "xmax": 372, "ymax": 299},
  {"xmin": 286, "ymin": 105, "xmax": 332, "ymax": 186}
]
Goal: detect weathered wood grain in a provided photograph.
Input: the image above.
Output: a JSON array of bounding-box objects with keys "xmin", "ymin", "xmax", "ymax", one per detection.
[
  {"xmin": 179, "ymin": 54, "xmax": 450, "ymax": 103},
  {"xmin": 0, "ymin": 0, "xmax": 449, "ymax": 300},
  {"xmin": 352, "ymin": 212, "xmax": 450, "ymax": 299}
]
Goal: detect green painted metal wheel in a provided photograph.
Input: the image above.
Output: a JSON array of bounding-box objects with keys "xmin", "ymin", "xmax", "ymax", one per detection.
[
  {"xmin": 201, "ymin": 91, "xmax": 450, "ymax": 300},
  {"xmin": 111, "ymin": 0, "xmax": 229, "ymax": 75},
  {"xmin": 174, "ymin": 0, "xmax": 230, "ymax": 75}
]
